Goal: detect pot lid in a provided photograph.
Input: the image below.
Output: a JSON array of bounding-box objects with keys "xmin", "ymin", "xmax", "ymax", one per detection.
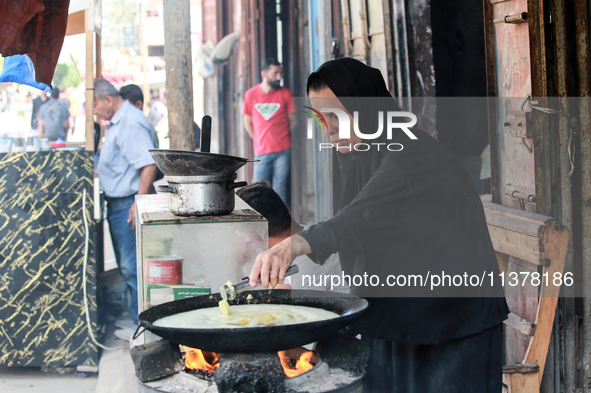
[{"xmin": 150, "ymin": 149, "xmax": 254, "ymax": 177}]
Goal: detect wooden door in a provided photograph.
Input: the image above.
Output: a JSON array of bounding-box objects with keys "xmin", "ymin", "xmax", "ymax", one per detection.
[
  {"xmin": 485, "ymin": 0, "xmax": 554, "ymax": 388},
  {"xmin": 488, "ymin": 0, "xmax": 548, "ymax": 213}
]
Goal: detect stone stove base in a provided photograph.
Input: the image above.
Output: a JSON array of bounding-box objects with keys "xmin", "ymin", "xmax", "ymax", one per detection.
[{"xmin": 134, "ymin": 333, "xmax": 368, "ymax": 393}]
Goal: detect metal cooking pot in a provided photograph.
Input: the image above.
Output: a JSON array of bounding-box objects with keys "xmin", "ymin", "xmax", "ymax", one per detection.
[
  {"xmin": 136, "ymin": 289, "xmax": 368, "ymax": 353},
  {"xmin": 158, "ymin": 174, "xmax": 247, "ymax": 216}
]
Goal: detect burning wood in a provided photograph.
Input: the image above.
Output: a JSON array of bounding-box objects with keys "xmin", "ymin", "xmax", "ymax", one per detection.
[
  {"xmin": 182, "ymin": 346, "xmax": 319, "ymax": 378},
  {"xmin": 184, "ymin": 367, "xmax": 216, "ymax": 382},
  {"xmin": 181, "ymin": 346, "xmax": 220, "ymax": 372},
  {"xmin": 278, "ymin": 348, "xmax": 318, "ymax": 377}
]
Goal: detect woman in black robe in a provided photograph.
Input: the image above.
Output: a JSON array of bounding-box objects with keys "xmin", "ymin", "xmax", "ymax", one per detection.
[{"xmin": 249, "ymin": 58, "xmax": 508, "ymax": 392}]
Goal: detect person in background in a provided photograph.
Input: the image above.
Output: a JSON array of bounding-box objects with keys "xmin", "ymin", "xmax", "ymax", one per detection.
[
  {"xmin": 37, "ymin": 87, "xmax": 71, "ymax": 141},
  {"xmin": 148, "ymin": 92, "xmax": 166, "ymax": 128},
  {"xmin": 120, "ymin": 83, "xmax": 162, "ymax": 182},
  {"xmin": 66, "ymin": 87, "xmax": 80, "ymax": 136},
  {"xmin": 237, "ymin": 181, "xmax": 348, "ymax": 293},
  {"xmin": 120, "ymin": 84, "xmax": 145, "ymax": 111},
  {"xmin": 58, "ymin": 87, "xmax": 71, "ymax": 110},
  {"xmin": 148, "ymin": 91, "xmax": 168, "ymax": 148},
  {"xmin": 15, "ymin": 89, "xmax": 27, "ymax": 127},
  {"xmin": 93, "ymin": 78, "xmax": 158, "ymax": 341},
  {"xmin": 120, "ymin": 84, "xmax": 159, "ymax": 149},
  {"xmin": 120, "ymin": 85, "xmax": 201, "ymax": 153},
  {"xmin": 249, "ymin": 58, "xmax": 508, "ymax": 393},
  {"xmin": 242, "ymin": 58, "xmax": 296, "ymax": 207}
]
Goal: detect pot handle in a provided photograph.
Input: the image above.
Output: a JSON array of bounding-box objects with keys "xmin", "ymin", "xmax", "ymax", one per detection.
[
  {"xmin": 157, "ymin": 184, "xmax": 177, "ymax": 194},
  {"xmin": 133, "ymin": 324, "xmax": 146, "ymax": 340},
  {"xmin": 231, "ymin": 181, "xmax": 248, "ymax": 189},
  {"xmin": 201, "ymin": 115, "xmax": 211, "ymax": 153}
]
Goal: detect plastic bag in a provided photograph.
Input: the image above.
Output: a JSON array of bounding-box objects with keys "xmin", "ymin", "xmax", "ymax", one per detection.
[{"xmin": 0, "ymin": 54, "xmax": 52, "ymax": 92}]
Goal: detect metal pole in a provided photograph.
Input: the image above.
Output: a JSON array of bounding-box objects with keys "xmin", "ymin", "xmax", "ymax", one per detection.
[
  {"xmin": 575, "ymin": 0, "xmax": 591, "ymax": 387},
  {"xmin": 85, "ymin": 10, "xmax": 95, "ymax": 152},
  {"xmin": 483, "ymin": 0, "xmax": 501, "ymax": 205},
  {"xmin": 552, "ymin": 0, "xmax": 576, "ymax": 391},
  {"xmin": 163, "ymin": 0, "xmax": 195, "ymax": 150},
  {"xmin": 528, "ymin": 0, "xmax": 551, "ymax": 215},
  {"xmin": 139, "ymin": 0, "xmax": 149, "ymax": 114}
]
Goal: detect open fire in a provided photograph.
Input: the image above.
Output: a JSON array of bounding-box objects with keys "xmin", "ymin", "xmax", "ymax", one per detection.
[
  {"xmin": 277, "ymin": 348, "xmax": 319, "ymax": 377},
  {"xmin": 132, "ymin": 334, "xmax": 369, "ymax": 393},
  {"xmin": 182, "ymin": 346, "xmax": 220, "ymax": 372},
  {"xmin": 181, "ymin": 346, "xmax": 318, "ymax": 378}
]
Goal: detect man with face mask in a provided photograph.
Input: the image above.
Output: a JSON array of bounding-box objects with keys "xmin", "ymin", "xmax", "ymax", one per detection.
[{"xmin": 242, "ymin": 58, "xmax": 296, "ymax": 207}]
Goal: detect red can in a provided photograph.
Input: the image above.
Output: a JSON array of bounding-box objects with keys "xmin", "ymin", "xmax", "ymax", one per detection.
[{"xmin": 146, "ymin": 256, "xmax": 183, "ymax": 284}]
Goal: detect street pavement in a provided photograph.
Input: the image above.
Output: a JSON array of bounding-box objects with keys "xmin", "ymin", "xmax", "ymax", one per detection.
[
  {"xmin": 95, "ymin": 324, "xmax": 136, "ymax": 393},
  {"xmin": 0, "ymin": 324, "xmax": 136, "ymax": 393},
  {"xmin": 0, "ymin": 366, "xmax": 97, "ymax": 393}
]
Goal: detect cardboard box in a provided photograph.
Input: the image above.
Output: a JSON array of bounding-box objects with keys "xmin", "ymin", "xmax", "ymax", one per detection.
[{"xmin": 147, "ymin": 284, "xmax": 211, "ymax": 307}]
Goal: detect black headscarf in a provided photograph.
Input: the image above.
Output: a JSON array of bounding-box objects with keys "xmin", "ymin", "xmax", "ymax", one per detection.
[
  {"xmin": 300, "ymin": 58, "xmax": 508, "ymax": 344},
  {"xmin": 309, "ymin": 57, "xmax": 392, "ymax": 97},
  {"xmin": 308, "ymin": 58, "xmax": 399, "ymax": 211}
]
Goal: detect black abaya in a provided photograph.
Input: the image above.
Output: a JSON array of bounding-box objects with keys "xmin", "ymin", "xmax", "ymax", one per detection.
[{"xmin": 299, "ymin": 58, "xmax": 508, "ymax": 391}]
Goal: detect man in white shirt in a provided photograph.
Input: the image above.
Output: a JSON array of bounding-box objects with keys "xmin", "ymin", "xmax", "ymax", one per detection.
[{"xmin": 94, "ymin": 78, "xmax": 158, "ymax": 340}]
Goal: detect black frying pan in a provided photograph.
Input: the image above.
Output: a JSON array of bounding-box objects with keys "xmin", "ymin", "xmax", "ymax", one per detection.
[
  {"xmin": 149, "ymin": 149, "xmax": 254, "ymax": 177},
  {"xmin": 136, "ymin": 289, "xmax": 367, "ymax": 353}
]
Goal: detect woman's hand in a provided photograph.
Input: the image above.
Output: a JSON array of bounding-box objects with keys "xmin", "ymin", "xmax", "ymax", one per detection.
[{"xmin": 249, "ymin": 234, "xmax": 312, "ymax": 288}]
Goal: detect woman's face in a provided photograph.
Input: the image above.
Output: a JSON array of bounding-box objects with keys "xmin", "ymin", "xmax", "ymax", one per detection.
[{"xmin": 308, "ymin": 87, "xmax": 361, "ymax": 153}]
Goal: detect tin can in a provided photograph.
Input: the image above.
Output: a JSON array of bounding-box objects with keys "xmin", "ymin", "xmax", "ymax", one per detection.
[
  {"xmin": 39, "ymin": 138, "xmax": 50, "ymax": 151},
  {"xmin": 146, "ymin": 256, "xmax": 183, "ymax": 284}
]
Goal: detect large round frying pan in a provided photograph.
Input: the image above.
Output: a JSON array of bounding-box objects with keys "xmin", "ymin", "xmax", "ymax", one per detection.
[
  {"xmin": 149, "ymin": 149, "xmax": 255, "ymax": 177},
  {"xmin": 137, "ymin": 290, "xmax": 368, "ymax": 353}
]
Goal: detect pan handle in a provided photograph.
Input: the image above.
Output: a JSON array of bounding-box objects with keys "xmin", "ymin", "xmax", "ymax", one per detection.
[
  {"xmin": 201, "ymin": 115, "xmax": 211, "ymax": 153},
  {"xmin": 132, "ymin": 324, "xmax": 146, "ymax": 340},
  {"xmin": 231, "ymin": 181, "xmax": 248, "ymax": 189},
  {"xmin": 157, "ymin": 184, "xmax": 177, "ymax": 194}
]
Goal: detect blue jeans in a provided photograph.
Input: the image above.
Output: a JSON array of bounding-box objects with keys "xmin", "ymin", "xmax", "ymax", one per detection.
[
  {"xmin": 253, "ymin": 148, "xmax": 291, "ymax": 207},
  {"xmin": 106, "ymin": 195, "xmax": 138, "ymax": 324}
]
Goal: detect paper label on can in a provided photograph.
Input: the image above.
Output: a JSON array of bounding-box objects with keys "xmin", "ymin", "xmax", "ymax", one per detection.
[{"xmin": 149, "ymin": 265, "xmax": 162, "ymax": 278}]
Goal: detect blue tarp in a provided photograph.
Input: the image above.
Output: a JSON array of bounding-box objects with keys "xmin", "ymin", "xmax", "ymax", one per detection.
[{"xmin": 0, "ymin": 54, "xmax": 52, "ymax": 92}]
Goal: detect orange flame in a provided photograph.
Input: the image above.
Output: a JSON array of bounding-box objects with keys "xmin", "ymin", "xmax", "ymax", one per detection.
[
  {"xmin": 182, "ymin": 346, "xmax": 220, "ymax": 372},
  {"xmin": 277, "ymin": 350, "xmax": 315, "ymax": 377},
  {"xmin": 182, "ymin": 346, "xmax": 316, "ymax": 378}
]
